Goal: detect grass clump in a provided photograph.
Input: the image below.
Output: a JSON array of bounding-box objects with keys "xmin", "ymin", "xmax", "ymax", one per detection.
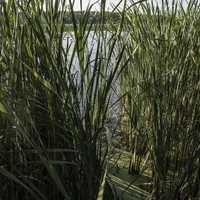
[
  {"xmin": 0, "ymin": 0, "xmax": 127, "ymax": 199},
  {"xmin": 1, "ymin": 0, "xmax": 200, "ymax": 199},
  {"xmin": 121, "ymin": 0, "xmax": 200, "ymax": 199}
]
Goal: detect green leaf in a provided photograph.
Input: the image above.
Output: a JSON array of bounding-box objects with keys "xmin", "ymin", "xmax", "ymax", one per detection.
[{"xmin": 0, "ymin": 102, "xmax": 7, "ymax": 113}]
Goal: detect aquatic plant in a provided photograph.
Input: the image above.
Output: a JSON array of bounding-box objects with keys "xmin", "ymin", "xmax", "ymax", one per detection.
[
  {"xmin": 122, "ymin": 0, "xmax": 200, "ymax": 198},
  {"xmin": 0, "ymin": 0, "xmax": 126, "ymax": 199}
]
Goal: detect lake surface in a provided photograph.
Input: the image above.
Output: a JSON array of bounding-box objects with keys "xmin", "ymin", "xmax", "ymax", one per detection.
[{"xmin": 62, "ymin": 32, "xmax": 121, "ymax": 129}]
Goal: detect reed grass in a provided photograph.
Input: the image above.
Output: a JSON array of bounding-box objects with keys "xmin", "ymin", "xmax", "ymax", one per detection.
[
  {"xmin": 121, "ymin": 0, "xmax": 200, "ymax": 199},
  {"xmin": 0, "ymin": 0, "xmax": 127, "ymax": 199},
  {"xmin": 1, "ymin": 0, "xmax": 200, "ymax": 199}
]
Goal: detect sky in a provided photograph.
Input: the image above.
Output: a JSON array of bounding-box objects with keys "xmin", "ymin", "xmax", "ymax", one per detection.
[
  {"xmin": 72, "ymin": 0, "xmax": 123, "ymax": 11},
  {"xmin": 71, "ymin": 0, "xmax": 188, "ymax": 11},
  {"xmin": 2, "ymin": 0, "xmax": 189, "ymax": 11}
]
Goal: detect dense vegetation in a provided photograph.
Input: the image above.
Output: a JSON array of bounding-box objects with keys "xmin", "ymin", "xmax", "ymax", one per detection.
[
  {"xmin": 64, "ymin": 11, "xmax": 120, "ymax": 24},
  {"xmin": 121, "ymin": 1, "xmax": 200, "ymax": 199},
  {"xmin": 0, "ymin": 0, "xmax": 200, "ymax": 199}
]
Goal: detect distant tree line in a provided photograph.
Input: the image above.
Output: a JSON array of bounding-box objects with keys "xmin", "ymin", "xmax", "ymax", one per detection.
[{"xmin": 64, "ymin": 11, "xmax": 120, "ymax": 24}]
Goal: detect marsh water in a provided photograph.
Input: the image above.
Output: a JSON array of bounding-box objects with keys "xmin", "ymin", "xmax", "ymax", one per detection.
[{"xmin": 62, "ymin": 32, "xmax": 120, "ymax": 129}]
